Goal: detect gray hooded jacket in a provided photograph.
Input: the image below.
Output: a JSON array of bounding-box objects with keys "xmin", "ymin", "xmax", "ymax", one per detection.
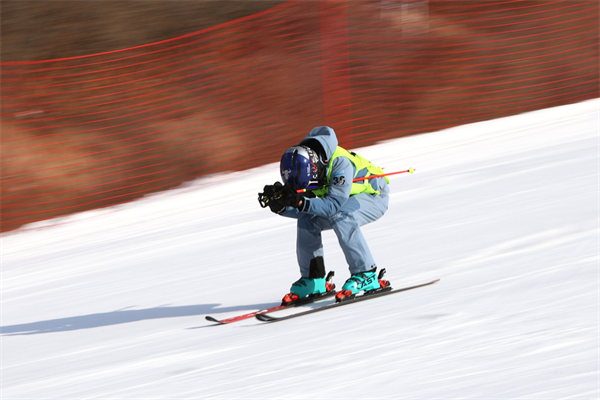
[{"xmin": 283, "ymin": 126, "xmax": 388, "ymax": 219}]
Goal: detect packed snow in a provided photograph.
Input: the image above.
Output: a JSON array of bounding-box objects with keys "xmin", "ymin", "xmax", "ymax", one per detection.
[{"xmin": 2, "ymin": 99, "xmax": 598, "ymax": 399}]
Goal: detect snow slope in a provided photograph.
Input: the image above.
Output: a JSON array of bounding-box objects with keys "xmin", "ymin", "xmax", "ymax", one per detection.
[{"xmin": 2, "ymin": 99, "xmax": 598, "ymax": 399}]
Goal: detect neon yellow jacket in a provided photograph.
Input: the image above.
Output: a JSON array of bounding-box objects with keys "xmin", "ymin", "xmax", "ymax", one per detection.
[{"xmin": 312, "ymin": 146, "xmax": 390, "ymax": 199}]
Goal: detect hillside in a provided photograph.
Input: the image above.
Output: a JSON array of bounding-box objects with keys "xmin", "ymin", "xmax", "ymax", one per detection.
[
  {"xmin": 2, "ymin": 1, "xmax": 597, "ymax": 232},
  {"xmin": 1, "ymin": 1, "xmax": 281, "ymax": 61}
]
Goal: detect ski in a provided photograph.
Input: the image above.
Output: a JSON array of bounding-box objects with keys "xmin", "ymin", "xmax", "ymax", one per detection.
[
  {"xmin": 205, "ymin": 271, "xmax": 337, "ymax": 325},
  {"xmin": 205, "ymin": 290, "xmax": 336, "ymax": 325},
  {"xmin": 255, "ymin": 278, "xmax": 440, "ymax": 323}
]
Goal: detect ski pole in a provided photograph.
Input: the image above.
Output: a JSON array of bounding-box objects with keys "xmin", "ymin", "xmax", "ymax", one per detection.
[{"xmin": 297, "ymin": 168, "xmax": 415, "ymax": 193}]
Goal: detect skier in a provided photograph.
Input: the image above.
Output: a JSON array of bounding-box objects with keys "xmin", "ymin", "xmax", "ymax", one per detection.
[{"xmin": 259, "ymin": 126, "xmax": 391, "ymax": 303}]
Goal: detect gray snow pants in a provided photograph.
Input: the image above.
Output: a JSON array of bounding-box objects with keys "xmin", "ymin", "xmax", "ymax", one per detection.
[{"xmin": 294, "ymin": 191, "xmax": 389, "ymax": 277}]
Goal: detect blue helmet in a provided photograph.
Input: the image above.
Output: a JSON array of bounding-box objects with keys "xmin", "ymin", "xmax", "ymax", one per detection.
[{"xmin": 280, "ymin": 145, "xmax": 323, "ymax": 190}]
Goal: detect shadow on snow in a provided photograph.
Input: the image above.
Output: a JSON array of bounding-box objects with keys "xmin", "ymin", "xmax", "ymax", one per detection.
[{"xmin": 1, "ymin": 302, "xmax": 276, "ymax": 335}]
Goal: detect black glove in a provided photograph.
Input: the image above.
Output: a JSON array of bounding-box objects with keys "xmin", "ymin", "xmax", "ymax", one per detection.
[
  {"xmin": 258, "ymin": 182, "xmax": 287, "ymax": 214},
  {"xmin": 258, "ymin": 182, "xmax": 306, "ymax": 214},
  {"xmin": 278, "ymin": 184, "xmax": 305, "ymax": 210}
]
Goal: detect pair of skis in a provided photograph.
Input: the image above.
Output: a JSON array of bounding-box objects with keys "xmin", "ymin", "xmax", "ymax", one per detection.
[{"xmin": 205, "ymin": 278, "xmax": 439, "ymax": 325}]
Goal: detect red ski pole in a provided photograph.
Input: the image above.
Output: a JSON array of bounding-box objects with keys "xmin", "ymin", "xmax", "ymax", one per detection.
[
  {"xmin": 297, "ymin": 168, "xmax": 415, "ymax": 193},
  {"xmin": 352, "ymin": 167, "xmax": 416, "ymax": 182}
]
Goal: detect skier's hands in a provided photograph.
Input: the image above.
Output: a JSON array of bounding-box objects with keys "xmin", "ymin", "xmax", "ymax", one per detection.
[
  {"xmin": 279, "ymin": 185, "xmax": 304, "ymax": 209},
  {"xmin": 258, "ymin": 182, "xmax": 287, "ymax": 214},
  {"xmin": 258, "ymin": 182, "xmax": 305, "ymax": 214}
]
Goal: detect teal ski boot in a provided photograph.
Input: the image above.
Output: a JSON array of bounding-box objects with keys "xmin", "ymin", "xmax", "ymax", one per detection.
[
  {"xmin": 282, "ymin": 271, "xmax": 336, "ymax": 305},
  {"xmin": 282, "ymin": 258, "xmax": 336, "ymax": 305},
  {"xmin": 335, "ymin": 268, "xmax": 391, "ymax": 302}
]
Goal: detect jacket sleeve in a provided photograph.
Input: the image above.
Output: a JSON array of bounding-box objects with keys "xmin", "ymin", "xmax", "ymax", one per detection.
[{"xmin": 301, "ymin": 156, "xmax": 354, "ymax": 217}]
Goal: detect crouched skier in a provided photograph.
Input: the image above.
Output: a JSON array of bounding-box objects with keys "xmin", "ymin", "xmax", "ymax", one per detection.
[{"xmin": 259, "ymin": 126, "xmax": 391, "ymax": 304}]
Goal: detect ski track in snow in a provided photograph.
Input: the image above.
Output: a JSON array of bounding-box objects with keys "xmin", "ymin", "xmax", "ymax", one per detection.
[{"xmin": 2, "ymin": 99, "xmax": 599, "ymax": 399}]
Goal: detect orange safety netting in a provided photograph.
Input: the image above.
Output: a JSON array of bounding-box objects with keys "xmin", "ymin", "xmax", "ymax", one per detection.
[{"xmin": 1, "ymin": 0, "xmax": 598, "ymax": 232}]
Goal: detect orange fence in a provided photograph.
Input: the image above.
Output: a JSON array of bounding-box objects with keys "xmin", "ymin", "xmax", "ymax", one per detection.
[{"xmin": 1, "ymin": 0, "xmax": 598, "ymax": 231}]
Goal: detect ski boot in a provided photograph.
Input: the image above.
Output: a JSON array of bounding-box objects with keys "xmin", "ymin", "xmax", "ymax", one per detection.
[
  {"xmin": 282, "ymin": 270, "xmax": 336, "ymax": 305},
  {"xmin": 335, "ymin": 268, "xmax": 391, "ymax": 302},
  {"xmin": 282, "ymin": 257, "xmax": 336, "ymax": 305}
]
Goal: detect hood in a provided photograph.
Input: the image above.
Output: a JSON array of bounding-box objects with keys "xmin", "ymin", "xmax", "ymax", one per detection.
[{"xmin": 300, "ymin": 126, "xmax": 338, "ymax": 161}]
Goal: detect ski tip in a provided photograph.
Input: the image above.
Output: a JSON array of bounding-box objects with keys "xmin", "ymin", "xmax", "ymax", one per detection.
[{"xmin": 417, "ymin": 278, "xmax": 440, "ymax": 287}]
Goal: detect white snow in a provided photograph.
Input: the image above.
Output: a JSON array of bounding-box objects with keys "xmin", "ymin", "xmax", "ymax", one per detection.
[{"xmin": 2, "ymin": 99, "xmax": 599, "ymax": 399}]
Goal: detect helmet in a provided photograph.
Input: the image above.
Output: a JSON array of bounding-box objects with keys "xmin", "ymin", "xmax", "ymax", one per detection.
[{"xmin": 280, "ymin": 145, "xmax": 323, "ymax": 190}]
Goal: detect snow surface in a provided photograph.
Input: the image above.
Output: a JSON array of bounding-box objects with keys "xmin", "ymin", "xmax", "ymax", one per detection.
[{"xmin": 2, "ymin": 99, "xmax": 599, "ymax": 399}]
